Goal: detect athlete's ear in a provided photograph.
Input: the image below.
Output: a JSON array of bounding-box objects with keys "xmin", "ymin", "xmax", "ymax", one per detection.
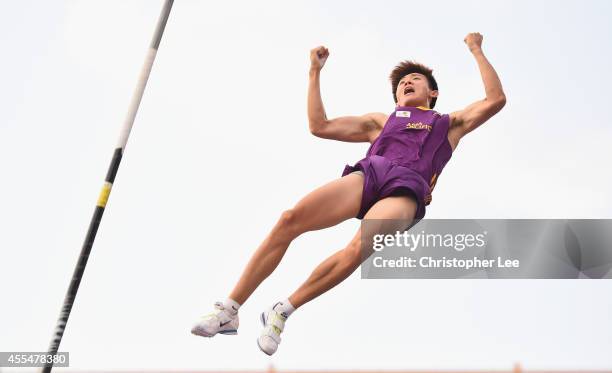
[{"xmin": 430, "ymin": 90, "xmax": 439, "ymax": 98}]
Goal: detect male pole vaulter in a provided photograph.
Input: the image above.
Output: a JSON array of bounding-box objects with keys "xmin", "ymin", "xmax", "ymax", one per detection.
[{"xmin": 192, "ymin": 33, "xmax": 506, "ymax": 355}]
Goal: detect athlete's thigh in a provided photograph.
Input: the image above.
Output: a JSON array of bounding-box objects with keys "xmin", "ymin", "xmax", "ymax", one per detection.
[
  {"xmin": 359, "ymin": 195, "xmax": 419, "ymax": 258},
  {"xmin": 363, "ymin": 195, "xmax": 418, "ymax": 221},
  {"xmin": 291, "ymin": 173, "xmax": 364, "ymax": 231}
]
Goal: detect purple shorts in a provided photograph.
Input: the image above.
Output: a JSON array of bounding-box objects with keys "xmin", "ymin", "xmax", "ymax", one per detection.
[{"xmin": 342, "ymin": 155, "xmax": 430, "ymax": 220}]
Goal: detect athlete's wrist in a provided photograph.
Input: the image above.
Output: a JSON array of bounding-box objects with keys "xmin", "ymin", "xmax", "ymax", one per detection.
[
  {"xmin": 470, "ymin": 47, "xmax": 484, "ymax": 56},
  {"xmin": 309, "ymin": 67, "xmax": 322, "ymax": 77}
]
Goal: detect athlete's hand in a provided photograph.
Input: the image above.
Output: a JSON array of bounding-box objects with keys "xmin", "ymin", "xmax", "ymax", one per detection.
[
  {"xmin": 464, "ymin": 32, "xmax": 483, "ymax": 53},
  {"xmin": 310, "ymin": 46, "xmax": 329, "ymax": 71}
]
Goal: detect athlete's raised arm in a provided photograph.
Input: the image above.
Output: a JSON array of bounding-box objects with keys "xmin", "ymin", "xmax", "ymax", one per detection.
[
  {"xmin": 307, "ymin": 46, "xmax": 386, "ymax": 143},
  {"xmin": 449, "ymin": 33, "xmax": 506, "ymax": 148}
]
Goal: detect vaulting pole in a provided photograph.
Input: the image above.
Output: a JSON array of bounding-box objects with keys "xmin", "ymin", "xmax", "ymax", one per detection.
[{"xmin": 43, "ymin": 2, "xmax": 174, "ymax": 371}]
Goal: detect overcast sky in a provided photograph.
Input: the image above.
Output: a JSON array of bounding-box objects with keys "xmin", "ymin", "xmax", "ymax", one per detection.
[{"xmin": 1, "ymin": 0, "xmax": 612, "ymax": 371}]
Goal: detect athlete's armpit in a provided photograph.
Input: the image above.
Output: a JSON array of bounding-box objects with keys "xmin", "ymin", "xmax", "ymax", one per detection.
[{"xmin": 449, "ymin": 97, "xmax": 506, "ymax": 139}]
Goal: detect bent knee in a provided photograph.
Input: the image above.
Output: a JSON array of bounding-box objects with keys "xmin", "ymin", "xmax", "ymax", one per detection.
[
  {"xmin": 278, "ymin": 209, "xmax": 296, "ymax": 226},
  {"xmin": 275, "ymin": 209, "xmax": 304, "ymax": 238}
]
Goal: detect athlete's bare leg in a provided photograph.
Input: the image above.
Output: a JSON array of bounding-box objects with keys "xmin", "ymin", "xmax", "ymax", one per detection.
[
  {"xmin": 228, "ymin": 173, "xmax": 364, "ymax": 305},
  {"xmin": 288, "ymin": 194, "xmax": 418, "ymax": 308}
]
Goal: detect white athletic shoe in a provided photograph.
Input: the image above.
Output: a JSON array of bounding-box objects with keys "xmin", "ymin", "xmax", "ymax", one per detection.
[
  {"xmin": 257, "ymin": 306, "xmax": 288, "ymax": 355},
  {"xmin": 191, "ymin": 302, "xmax": 239, "ymax": 337}
]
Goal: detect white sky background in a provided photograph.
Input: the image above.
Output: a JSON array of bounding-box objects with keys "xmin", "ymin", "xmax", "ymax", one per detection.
[{"xmin": 1, "ymin": 0, "xmax": 612, "ymax": 371}]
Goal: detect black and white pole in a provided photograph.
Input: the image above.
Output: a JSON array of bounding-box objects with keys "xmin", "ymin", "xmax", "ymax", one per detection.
[{"xmin": 43, "ymin": 1, "xmax": 173, "ymax": 372}]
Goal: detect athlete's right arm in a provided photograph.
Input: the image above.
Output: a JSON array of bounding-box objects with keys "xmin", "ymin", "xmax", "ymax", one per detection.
[{"xmin": 307, "ymin": 46, "xmax": 385, "ymax": 143}]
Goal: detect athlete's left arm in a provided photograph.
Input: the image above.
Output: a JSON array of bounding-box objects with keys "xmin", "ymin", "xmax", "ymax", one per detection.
[{"xmin": 449, "ymin": 33, "xmax": 506, "ymax": 147}]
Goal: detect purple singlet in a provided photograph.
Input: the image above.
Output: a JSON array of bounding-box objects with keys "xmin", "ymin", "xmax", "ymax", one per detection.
[{"xmin": 342, "ymin": 106, "xmax": 453, "ymax": 219}]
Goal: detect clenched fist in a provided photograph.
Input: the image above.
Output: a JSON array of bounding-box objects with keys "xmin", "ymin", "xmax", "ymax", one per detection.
[
  {"xmin": 464, "ymin": 32, "xmax": 483, "ymax": 53},
  {"xmin": 310, "ymin": 46, "xmax": 329, "ymax": 71}
]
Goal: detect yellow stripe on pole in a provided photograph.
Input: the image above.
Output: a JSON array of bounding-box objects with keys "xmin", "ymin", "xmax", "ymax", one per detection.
[{"xmin": 97, "ymin": 182, "xmax": 113, "ymax": 207}]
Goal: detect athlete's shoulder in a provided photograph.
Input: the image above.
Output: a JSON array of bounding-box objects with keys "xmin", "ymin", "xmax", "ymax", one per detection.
[{"xmin": 367, "ymin": 112, "xmax": 389, "ymax": 128}]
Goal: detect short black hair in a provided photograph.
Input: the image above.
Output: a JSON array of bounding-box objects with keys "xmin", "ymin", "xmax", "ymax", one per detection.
[{"xmin": 390, "ymin": 61, "xmax": 438, "ymax": 108}]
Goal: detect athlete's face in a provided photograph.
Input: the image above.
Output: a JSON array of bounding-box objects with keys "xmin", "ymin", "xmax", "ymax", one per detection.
[{"xmin": 396, "ymin": 73, "xmax": 438, "ymax": 108}]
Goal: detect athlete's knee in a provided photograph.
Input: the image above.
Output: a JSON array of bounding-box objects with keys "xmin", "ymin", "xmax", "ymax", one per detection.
[
  {"xmin": 278, "ymin": 208, "xmax": 298, "ymax": 227},
  {"xmin": 275, "ymin": 209, "xmax": 303, "ymax": 238}
]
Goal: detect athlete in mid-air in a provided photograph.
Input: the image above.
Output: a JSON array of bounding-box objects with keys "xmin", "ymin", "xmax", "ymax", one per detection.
[{"xmin": 191, "ymin": 33, "xmax": 506, "ymax": 355}]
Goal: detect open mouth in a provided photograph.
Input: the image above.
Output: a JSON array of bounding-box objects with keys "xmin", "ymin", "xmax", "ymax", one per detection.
[{"xmin": 403, "ymin": 87, "xmax": 415, "ymax": 95}]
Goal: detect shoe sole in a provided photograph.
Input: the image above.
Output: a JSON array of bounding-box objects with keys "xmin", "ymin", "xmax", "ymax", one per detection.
[{"xmin": 191, "ymin": 327, "xmax": 237, "ymax": 337}]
